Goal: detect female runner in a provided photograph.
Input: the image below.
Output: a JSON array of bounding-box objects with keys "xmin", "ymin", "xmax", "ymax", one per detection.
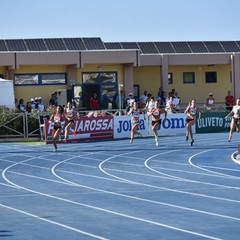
[
  {"xmin": 127, "ymin": 102, "xmax": 144, "ymax": 143},
  {"xmin": 63, "ymin": 102, "xmax": 77, "ymax": 142},
  {"xmin": 49, "ymin": 105, "xmax": 64, "ymax": 151},
  {"xmin": 225, "ymin": 98, "xmax": 240, "ymax": 142},
  {"xmin": 148, "ymin": 101, "xmax": 167, "ymax": 146},
  {"xmin": 184, "ymin": 99, "xmax": 202, "ymax": 146}
]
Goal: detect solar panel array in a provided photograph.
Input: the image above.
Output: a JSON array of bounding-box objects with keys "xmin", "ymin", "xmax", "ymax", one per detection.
[{"xmin": 0, "ymin": 37, "xmax": 239, "ymax": 54}]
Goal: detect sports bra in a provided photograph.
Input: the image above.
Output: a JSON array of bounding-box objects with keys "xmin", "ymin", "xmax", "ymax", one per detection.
[
  {"xmin": 131, "ymin": 109, "xmax": 140, "ymax": 118},
  {"xmin": 66, "ymin": 108, "xmax": 74, "ymax": 118},
  {"xmin": 189, "ymin": 106, "xmax": 197, "ymax": 116}
]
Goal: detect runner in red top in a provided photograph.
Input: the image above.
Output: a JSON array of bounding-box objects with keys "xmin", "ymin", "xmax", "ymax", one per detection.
[{"xmin": 184, "ymin": 99, "xmax": 202, "ymax": 146}]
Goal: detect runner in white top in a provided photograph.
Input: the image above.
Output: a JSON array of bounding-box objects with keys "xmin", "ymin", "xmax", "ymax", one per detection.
[
  {"xmin": 63, "ymin": 102, "xmax": 77, "ymax": 142},
  {"xmin": 225, "ymin": 98, "xmax": 240, "ymax": 142},
  {"xmin": 127, "ymin": 102, "xmax": 144, "ymax": 143}
]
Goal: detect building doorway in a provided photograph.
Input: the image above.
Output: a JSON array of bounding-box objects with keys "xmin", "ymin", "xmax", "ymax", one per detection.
[{"xmin": 83, "ymin": 84, "xmax": 100, "ymax": 110}]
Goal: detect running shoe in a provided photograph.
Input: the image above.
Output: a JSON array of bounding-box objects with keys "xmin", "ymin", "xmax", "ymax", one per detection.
[
  {"xmin": 137, "ymin": 131, "xmax": 142, "ymax": 137},
  {"xmin": 130, "ymin": 139, "xmax": 133, "ymax": 143}
]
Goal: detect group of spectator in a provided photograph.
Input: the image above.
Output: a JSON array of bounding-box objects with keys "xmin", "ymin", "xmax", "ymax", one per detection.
[
  {"xmin": 15, "ymin": 92, "xmax": 59, "ymax": 113},
  {"xmin": 14, "ymin": 88, "xmax": 236, "ymax": 114},
  {"xmin": 16, "ymin": 97, "xmax": 45, "ymax": 113},
  {"xmin": 204, "ymin": 90, "xmax": 235, "ymax": 112}
]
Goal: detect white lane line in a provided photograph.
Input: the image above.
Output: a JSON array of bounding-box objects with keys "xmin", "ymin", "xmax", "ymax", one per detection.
[
  {"xmin": 0, "ymin": 203, "xmax": 109, "ymax": 240},
  {"xmin": 231, "ymin": 151, "xmax": 240, "ymax": 165},
  {"xmin": 1, "ymin": 171, "xmax": 224, "ymax": 240},
  {"xmin": 189, "ymin": 149, "xmax": 240, "ymax": 178}
]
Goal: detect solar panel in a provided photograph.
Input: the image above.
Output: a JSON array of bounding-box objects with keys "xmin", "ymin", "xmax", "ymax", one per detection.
[
  {"xmin": 204, "ymin": 41, "xmax": 224, "ymax": 52},
  {"xmin": 82, "ymin": 38, "xmax": 105, "ymax": 50},
  {"xmin": 187, "ymin": 42, "xmax": 208, "ymax": 53},
  {"xmin": 5, "ymin": 39, "xmax": 28, "ymax": 51},
  {"xmin": 171, "ymin": 42, "xmax": 192, "ymax": 53},
  {"xmin": 44, "ymin": 38, "xmax": 67, "ymax": 50},
  {"xmin": 121, "ymin": 42, "xmax": 139, "ymax": 50},
  {"xmin": 25, "ymin": 39, "xmax": 48, "ymax": 51},
  {"xmin": 0, "ymin": 40, "xmax": 8, "ymax": 51},
  {"xmin": 154, "ymin": 42, "xmax": 175, "ymax": 53},
  {"xmin": 236, "ymin": 41, "xmax": 240, "ymax": 49},
  {"xmin": 137, "ymin": 42, "xmax": 158, "ymax": 54},
  {"xmin": 220, "ymin": 41, "xmax": 240, "ymax": 52},
  {"xmin": 63, "ymin": 38, "xmax": 86, "ymax": 50},
  {"xmin": 104, "ymin": 42, "xmax": 123, "ymax": 50}
]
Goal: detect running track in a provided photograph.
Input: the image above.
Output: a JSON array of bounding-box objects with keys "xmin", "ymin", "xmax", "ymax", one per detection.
[{"xmin": 0, "ymin": 132, "xmax": 239, "ymax": 240}]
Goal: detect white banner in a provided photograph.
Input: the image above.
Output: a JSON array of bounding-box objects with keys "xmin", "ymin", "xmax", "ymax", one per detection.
[{"xmin": 114, "ymin": 113, "xmax": 190, "ymax": 139}]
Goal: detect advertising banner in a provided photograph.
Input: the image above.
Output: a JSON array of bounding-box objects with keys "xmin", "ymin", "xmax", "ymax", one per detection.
[
  {"xmin": 196, "ymin": 112, "xmax": 230, "ymax": 133},
  {"xmin": 114, "ymin": 113, "xmax": 188, "ymax": 139},
  {"xmin": 45, "ymin": 116, "xmax": 114, "ymax": 144}
]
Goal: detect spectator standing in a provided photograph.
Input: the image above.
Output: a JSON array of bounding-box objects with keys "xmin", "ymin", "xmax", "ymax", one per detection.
[
  {"xmin": 90, "ymin": 93, "xmax": 99, "ymax": 110},
  {"xmin": 49, "ymin": 94, "xmax": 56, "ymax": 107},
  {"xmin": 160, "ymin": 91, "xmax": 166, "ymax": 107},
  {"xmin": 37, "ymin": 97, "xmax": 45, "ymax": 111},
  {"xmin": 140, "ymin": 90, "xmax": 148, "ymax": 108},
  {"xmin": 17, "ymin": 99, "xmax": 26, "ymax": 112},
  {"xmin": 126, "ymin": 92, "xmax": 135, "ymax": 106},
  {"xmin": 102, "ymin": 94, "xmax": 110, "ymax": 109},
  {"xmin": 225, "ymin": 90, "xmax": 235, "ymax": 111},
  {"xmin": 115, "ymin": 90, "xmax": 125, "ymax": 109}
]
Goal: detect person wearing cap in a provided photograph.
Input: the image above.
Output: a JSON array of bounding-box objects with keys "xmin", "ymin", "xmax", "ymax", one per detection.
[
  {"xmin": 205, "ymin": 93, "xmax": 215, "ymax": 111},
  {"xmin": 125, "ymin": 93, "xmax": 136, "ymax": 114},
  {"xmin": 30, "ymin": 98, "xmax": 36, "ymax": 110},
  {"xmin": 126, "ymin": 92, "xmax": 135, "ymax": 105},
  {"xmin": 37, "ymin": 97, "xmax": 45, "ymax": 111}
]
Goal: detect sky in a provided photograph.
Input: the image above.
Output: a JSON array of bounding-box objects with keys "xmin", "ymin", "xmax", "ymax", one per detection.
[{"xmin": 1, "ymin": 0, "xmax": 240, "ymax": 42}]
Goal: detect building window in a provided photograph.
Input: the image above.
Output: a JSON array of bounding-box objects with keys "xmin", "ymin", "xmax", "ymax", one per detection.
[
  {"xmin": 82, "ymin": 71, "xmax": 117, "ymax": 108},
  {"xmin": 41, "ymin": 74, "xmax": 66, "ymax": 85},
  {"xmin": 183, "ymin": 72, "xmax": 195, "ymax": 84},
  {"xmin": 14, "ymin": 73, "xmax": 67, "ymax": 85},
  {"xmin": 168, "ymin": 73, "xmax": 173, "ymax": 84},
  {"xmin": 205, "ymin": 72, "xmax": 217, "ymax": 83}
]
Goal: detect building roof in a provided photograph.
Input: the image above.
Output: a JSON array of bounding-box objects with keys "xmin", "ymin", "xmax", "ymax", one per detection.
[{"xmin": 0, "ymin": 37, "xmax": 240, "ymax": 54}]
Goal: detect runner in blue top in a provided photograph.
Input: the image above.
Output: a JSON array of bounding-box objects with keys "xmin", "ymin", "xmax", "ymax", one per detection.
[{"xmin": 127, "ymin": 102, "xmax": 144, "ymax": 143}]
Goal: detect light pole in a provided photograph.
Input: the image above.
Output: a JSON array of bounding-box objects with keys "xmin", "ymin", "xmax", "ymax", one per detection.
[
  {"xmin": 118, "ymin": 84, "xmax": 123, "ymax": 115},
  {"xmin": 71, "ymin": 80, "xmax": 75, "ymax": 107}
]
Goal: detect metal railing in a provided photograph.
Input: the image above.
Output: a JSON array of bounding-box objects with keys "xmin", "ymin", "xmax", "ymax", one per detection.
[{"xmin": 0, "ymin": 103, "xmax": 229, "ymax": 141}]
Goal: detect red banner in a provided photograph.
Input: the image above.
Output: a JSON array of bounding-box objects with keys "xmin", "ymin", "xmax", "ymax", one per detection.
[{"xmin": 45, "ymin": 116, "xmax": 114, "ymax": 144}]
